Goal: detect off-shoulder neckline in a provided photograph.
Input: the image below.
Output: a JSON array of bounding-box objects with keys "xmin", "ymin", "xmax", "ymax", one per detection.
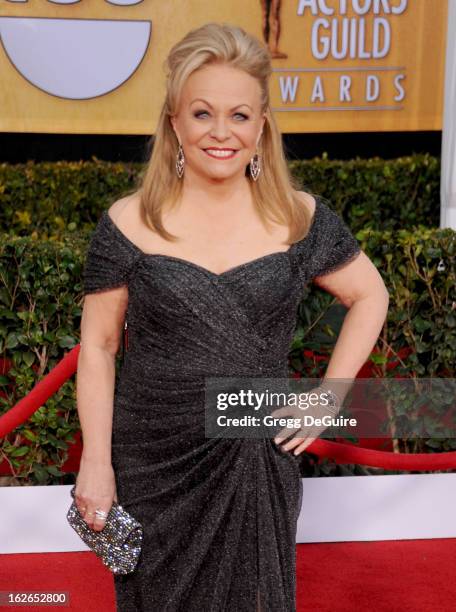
[{"xmin": 100, "ymin": 195, "xmax": 322, "ymax": 280}]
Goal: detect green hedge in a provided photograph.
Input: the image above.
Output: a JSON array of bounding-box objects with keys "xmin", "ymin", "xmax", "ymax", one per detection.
[
  {"xmin": 0, "ymin": 153, "xmax": 440, "ymax": 236},
  {"xmin": 1, "ymin": 219, "xmax": 454, "ymax": 485},
  {"xmin": 290, "ymin": 152, "xmax": 440, "ymax": 231}
]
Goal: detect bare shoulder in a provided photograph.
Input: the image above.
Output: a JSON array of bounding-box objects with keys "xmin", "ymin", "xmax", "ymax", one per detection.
[
  {"xmin": 294, "ymin": 190, "xmax": 317, "ymax": 217},
  {"xmin": 107, "ymin": 192, "xmax": 141, "ymax": 230}
]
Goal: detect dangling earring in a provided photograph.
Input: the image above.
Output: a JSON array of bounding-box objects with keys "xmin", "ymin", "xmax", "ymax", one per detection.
[
  {"xmin": 249, "ymin": 150, "xmax": 261, "ymax": 181},
  {"xmin": 176, "ymin": 143, "xmax": 185, "ymax": 179}
]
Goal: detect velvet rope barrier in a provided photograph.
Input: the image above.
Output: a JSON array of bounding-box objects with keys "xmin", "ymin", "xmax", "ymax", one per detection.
[
  {"xmin": 0, "ymin": 345, "xmax": 455, "ymax": 471},
  {"xmin": 0, "ymin": 345, "xmax": 80, "ymax": 439},
  {"xmin": 307, "ymin": 439, "xmax": 456, "ymax": 471}
]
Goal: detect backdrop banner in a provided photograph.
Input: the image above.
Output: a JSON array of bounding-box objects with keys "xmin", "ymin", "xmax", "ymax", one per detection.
[{"xmin": 0, "ymin": 0, "xmax": 447, "ymax": 134}]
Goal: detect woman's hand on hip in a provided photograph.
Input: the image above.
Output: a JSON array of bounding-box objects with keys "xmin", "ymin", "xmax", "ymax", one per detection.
[{"xmin": 271, "ymin": 390, "xmax": 335, "ymax": 455}]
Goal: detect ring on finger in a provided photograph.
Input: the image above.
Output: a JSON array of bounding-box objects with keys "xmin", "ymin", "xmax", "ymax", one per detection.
[{"xmin": 95, "ymin": 508, "xmax": 108, "ymax": 520}]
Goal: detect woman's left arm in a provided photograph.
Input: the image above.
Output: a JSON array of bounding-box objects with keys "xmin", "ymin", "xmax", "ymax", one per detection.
[{"xmin": 276, "ymin": 250, "xmax": 389, "ymax": 454}]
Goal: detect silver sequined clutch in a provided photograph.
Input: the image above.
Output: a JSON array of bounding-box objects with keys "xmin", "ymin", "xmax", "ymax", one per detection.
[{"xmin": 66, "ymin": 485, "xmax": 143, "ymax": 574}]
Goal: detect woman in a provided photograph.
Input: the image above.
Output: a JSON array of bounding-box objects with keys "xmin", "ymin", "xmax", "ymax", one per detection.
[{"xmin": 75, "ymin": 22, "xmax": 389, "ymax": 612}]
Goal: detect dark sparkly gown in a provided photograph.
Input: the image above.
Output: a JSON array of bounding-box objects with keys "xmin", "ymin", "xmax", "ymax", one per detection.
[{"xmin": 82, "ymin": 195, "xmax": 361, "ymax": 612}]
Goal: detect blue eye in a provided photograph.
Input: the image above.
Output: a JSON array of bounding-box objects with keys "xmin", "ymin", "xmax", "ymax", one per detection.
[{"xmin": 193, "ymin": 111, "xmax": 249, "ymax": 120}]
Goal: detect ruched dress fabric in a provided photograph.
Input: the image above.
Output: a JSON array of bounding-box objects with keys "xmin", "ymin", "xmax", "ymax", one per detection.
[{"xmin": 82, "ymin": 195, "xmax": 361, "ymax": 612}]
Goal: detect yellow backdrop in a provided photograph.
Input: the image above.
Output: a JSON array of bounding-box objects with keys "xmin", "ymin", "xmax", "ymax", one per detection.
[{"xmin": 0, "ymin": 0, "xmax": 447, "ymax": 134}]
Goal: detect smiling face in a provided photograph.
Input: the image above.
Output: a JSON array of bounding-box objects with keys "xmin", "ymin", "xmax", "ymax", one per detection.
[{"xmin": 170, "ymin": 63, "xmax": 266, "ymax": 184}]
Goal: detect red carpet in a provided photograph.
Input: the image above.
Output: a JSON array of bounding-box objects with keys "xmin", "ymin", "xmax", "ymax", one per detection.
[
  {"xmin": 1, "ymin": 540, "xmax": 456, "ymax": 611},
  {"xmin": 296, "ymin": 539, "xmax": 456, "ymax": 612}
]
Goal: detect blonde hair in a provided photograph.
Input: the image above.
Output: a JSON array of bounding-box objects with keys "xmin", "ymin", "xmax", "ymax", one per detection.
[{"xmin": 131, "ymin": 22, "xmax": 315, "ymax": 244}]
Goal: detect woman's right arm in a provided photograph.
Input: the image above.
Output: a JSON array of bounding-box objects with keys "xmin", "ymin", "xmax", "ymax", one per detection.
[{"xmin": 75, "ymin": 286, "xmax": 128, "ymax": 532}]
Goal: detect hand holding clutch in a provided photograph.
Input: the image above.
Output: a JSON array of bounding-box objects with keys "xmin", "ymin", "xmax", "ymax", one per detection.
[{"xmin": 66, "ymin": 485, "xmax": 143, "ymax": 574}]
